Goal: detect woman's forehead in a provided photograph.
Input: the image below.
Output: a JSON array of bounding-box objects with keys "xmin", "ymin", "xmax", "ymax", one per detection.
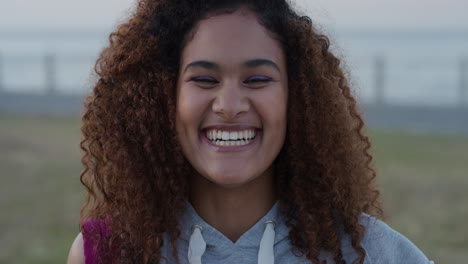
[{"xmin": 180, "ymin": 9, "xmax": 285, "ymax": 69}]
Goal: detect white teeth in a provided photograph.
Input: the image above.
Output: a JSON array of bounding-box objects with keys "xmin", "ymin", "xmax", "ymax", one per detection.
[
  {"xmin": 210, "ymin": 138, "xmax": 253, "ymax": 147},
  {"xmin": 229, "ymin": 131, "xmax": 237, "ymax": 140},
  {"xmin": 221, "ymin": 131, "xmax": 229, "ymax": 140},
  {"xmin": 238, "ymin": 131, "xmax": 244, "ymax": 139},
  {"xmin": 206, "ymin": 131, "xmax": 213, "ymax": 140},
  {"xmin": 205, "ymin": 128, "xmax": 257, "ymax": 145}
]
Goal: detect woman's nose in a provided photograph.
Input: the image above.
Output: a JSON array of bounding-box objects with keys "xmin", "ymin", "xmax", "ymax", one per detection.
[{"xmin": 212, "ymin": 81, "xmax": 250, "ymax": 120}]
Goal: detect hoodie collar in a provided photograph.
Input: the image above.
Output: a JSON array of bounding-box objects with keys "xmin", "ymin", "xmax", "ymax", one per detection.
[{"xmin": 178, "ymin": 200, "xmax": 290, "ymax": 254}]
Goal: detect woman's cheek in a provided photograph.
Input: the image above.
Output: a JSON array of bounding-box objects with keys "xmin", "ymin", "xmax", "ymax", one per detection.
[{"xmin": 178, "ymin": 87, "xmax": 208, "ymax": 120}]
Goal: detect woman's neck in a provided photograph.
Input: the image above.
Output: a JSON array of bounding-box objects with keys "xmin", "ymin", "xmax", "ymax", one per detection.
[{"xmin": 190, "ymin": 169, "xmax": 276, "ymax": 242}]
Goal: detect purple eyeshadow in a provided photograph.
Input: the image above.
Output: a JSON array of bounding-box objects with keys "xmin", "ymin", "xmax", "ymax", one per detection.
[
  {"xmin": 247, "ymin": 76, "xmax": 272, "ymax": 82},
  {"xmin": 192, "ymin": 77, "xmax": 217, "ymax": 82}
]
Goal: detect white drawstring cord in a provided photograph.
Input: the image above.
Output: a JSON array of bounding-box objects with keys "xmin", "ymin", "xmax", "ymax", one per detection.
[
  {"xmin": 258, "ymin": 221, "xmax": 276, "ymax": 264},
  {"xmin": 188, "ymin": 221, "xmax": 276, "ymax": 264},
  {"xmin": 188, "ymin": 225, "xmax": 206, "ymax": 264}
]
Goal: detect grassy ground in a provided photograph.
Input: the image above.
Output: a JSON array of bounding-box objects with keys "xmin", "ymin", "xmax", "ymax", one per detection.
[
  {"xmin": 371, "ymin": 130, "xmax": 468, "ymax": 263},
  {"xmin": 1, "ymin": 115, "xmax": 466, "ymax": 263},
  {"xmin": 0, "ymin": 115, "xmax": 82, "ymax": 264}
]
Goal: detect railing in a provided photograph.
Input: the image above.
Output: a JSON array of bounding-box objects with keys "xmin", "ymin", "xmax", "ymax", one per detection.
[
  {"xmin": 460, "ymin": 58, "xmax": 467, "ymax": 107},
  {"xmin": 0, "ymin": 52, "xmax": 467, "ymax": 107},
  {"xmin": 369, "ymin": 55, "xmax": 467, "ymax": 107},
  {"xmin": 0, "ymin": 52, "xmax": 95, "ymax": 95}
]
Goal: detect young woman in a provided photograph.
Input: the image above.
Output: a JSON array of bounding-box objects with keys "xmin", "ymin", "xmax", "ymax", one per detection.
[{"xmin": 67, "ymin": 0, "xmax": 434, "ymax": 263}]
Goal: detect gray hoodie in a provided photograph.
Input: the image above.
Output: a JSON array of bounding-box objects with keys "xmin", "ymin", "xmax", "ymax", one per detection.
[{"xmin": 160, "ymin": 201, "xmax": 435, "ymax": 264}]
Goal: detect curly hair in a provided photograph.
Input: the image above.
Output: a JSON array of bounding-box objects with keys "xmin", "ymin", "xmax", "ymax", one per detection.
[{"xmin": 79, "ymin": 0, "xmax": 383, "ymax": 263}]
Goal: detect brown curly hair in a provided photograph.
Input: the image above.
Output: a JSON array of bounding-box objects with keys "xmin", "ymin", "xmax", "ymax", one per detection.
[{"xmin": 79, "ymin": 0, "xmax": 383, "ymax": 263}]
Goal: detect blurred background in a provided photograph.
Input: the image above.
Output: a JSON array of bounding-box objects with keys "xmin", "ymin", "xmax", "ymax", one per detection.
[{"xmin": 0, "ymin": 0, "xmax": 467, "ymax": 263}]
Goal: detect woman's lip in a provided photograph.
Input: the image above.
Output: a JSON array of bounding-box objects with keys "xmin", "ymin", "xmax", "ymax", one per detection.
[
  {"xmin": 201, "ymin": 125, "xmax": 262, "ymax": 132},
  {"xmin": 199, "ymin": 130, "xmax": 262, "ymax": 152}
]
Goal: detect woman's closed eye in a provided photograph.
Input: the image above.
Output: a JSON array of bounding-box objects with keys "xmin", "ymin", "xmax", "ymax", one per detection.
[
  {"xmin": 191, "ymin": 76, "xmax": 219, "ymax": 84},
  {"xmin": 243, "ymin": 76, "xmax": 274, "ymax": 87},
  {"xmin": 189, "ymin": 76, "xmax": 274, "ymax": 88},
  {"xmin": 189, "ymin": 76, "xmax": 219, "ymax": 88},
  {"xmin": 244, "ymin": 76, "xmax": 271, "ymax": 83}
]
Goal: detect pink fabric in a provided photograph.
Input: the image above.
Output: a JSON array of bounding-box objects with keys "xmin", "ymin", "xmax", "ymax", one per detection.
[{"xmin": 82, "ymin": 219, "xmax": 111, "ymax": 264}]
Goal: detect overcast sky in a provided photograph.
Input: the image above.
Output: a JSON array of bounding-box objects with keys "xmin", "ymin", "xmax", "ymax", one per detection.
[{"xmin": 1, "ymin": 0, "xmax": 467, "ymax": 31}]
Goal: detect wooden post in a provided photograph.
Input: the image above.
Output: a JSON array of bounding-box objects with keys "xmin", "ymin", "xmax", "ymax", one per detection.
[
  {"xmin": 374, "ymin": 55, "xmax": 385, "ymax": 105},
  {"xmin": 44, "ymin": 53, "xmax": 56, "ymax": 94},
  {"xmin": 460, "ymin": 57, "xmax": 467, "ymax": 108}
]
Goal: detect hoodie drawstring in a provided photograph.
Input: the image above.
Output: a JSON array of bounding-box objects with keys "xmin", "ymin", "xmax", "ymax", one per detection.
[
  {"xmin": 188, "ymin": 221, "xmax": 276, "ymax": 264},
  {"xmin": 258, "ymin": 221, "xmax": 275, "ymax": 264},
  {"xmin": 188, "ymin": 225, "xmax": 206, "ymax": 264}
]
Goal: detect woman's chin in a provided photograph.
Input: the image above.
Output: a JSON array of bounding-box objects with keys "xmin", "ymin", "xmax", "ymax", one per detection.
[{"xmin": 205, "ymin": 171, "xmax": 258, "ymax": 188}]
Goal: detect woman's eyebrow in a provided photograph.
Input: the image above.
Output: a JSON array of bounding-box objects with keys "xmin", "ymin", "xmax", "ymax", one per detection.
[
  {"xmin": 243, "ymin": 59, "xmax": 280, "ymax": 72},
  {"xmin": 183, "ymin": 60, "xmax": 219, "ymax": 73},
  {"xmin": 183, "ymin": 58, "xmax": 280, "ymax": 73}
]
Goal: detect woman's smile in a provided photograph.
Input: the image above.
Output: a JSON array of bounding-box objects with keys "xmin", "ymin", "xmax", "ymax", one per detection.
[{"xmin": 200, "ymin": 126, "xmax": 262, "ymax": 152}]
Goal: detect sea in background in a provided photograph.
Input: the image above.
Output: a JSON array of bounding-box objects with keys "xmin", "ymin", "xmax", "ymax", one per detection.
[{"xmin": 0, "ymin": 28, "xmax": 467, "ymax": 106}]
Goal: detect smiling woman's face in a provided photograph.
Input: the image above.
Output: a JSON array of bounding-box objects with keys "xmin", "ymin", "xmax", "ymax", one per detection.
[{"xmin": 176, "ymin": 9, "xmax": 288, "ymax": 187}]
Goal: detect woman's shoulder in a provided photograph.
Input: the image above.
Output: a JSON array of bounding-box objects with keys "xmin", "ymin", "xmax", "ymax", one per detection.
[
  {"xmin": 67, "ymin": 232, "xmax": 85, "ymax": 264},
  {"xmin": 347, "ymin": 213, "xmax": 435, "ymax": 264}
]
